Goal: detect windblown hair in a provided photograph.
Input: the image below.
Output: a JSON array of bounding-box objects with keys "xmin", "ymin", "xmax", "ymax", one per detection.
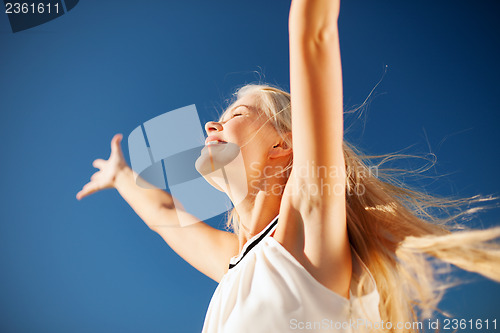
[{"xmin": 219, "ymin": 83, "xmax": 500, "ymax": 333}]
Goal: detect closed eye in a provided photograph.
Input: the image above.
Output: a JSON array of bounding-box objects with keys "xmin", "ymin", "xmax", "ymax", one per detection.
[{"xmin": 220, "ymin": 105, "xmax": 250, "ymax": 122}]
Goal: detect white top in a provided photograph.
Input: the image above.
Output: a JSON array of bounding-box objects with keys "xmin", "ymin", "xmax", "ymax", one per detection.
[{"xmin": 202, "ymin": 215, "xmax": 381, "ymax": 333}]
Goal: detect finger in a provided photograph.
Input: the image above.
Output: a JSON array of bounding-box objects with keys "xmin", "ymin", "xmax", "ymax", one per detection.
[
  {"xmin": 76, "ymin": 182, "xmax": 101, "ymax": 200},
  {"xmin": 92, "ymin": 159, "xmax": 106, "ymax": 169},
  {"xmin": 111, "ymin": 133, "xmax": 123, "ymax": 154},
  {"xmin": 90, "ymin": 171, "xmax": 100, "ymax": 182},
  {"xmin": 76, "ymin": 183, "xmax": 98, "ymax": 200}
]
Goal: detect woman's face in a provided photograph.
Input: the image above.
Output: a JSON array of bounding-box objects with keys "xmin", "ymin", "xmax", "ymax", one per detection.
[{"xmin": 195, "ymin": 93, "xmax": 285, "ymax": 198}]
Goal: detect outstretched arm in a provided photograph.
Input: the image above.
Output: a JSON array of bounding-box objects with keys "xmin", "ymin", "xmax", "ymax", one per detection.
[
  {"xmin": 282, "ymin": 0, "xmax": 350, "ymax": 296},
  {"xmin": 76, "ymin": 134, "xmax": 238, "ymax": 282}
]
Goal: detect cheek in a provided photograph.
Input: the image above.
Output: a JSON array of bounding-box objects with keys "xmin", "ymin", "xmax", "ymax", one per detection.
[
  {"xmin": 239, "ymin": 139, "xmax": 270, "ymax": 169},
  {"xmin": 224, "ymin": 122, "xmax": 245, "ymax": 143},
  {"xmin": 228, "ymin": 118, "xmax": 275, "ymax": 150}
]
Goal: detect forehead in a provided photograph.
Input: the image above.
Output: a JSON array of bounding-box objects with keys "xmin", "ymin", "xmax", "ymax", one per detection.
[{"xmin": 219, "ymin": 93, "xmax": 262, "ymax": 121}]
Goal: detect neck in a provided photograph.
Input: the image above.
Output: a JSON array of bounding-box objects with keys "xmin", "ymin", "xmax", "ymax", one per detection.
[
  {"xmin": 224, "ymin": 161, "xmax": 290, "ymax": 251},
  {"xmin": 233, "ymin": 188, "xmax": 283, "ymax": 252}
]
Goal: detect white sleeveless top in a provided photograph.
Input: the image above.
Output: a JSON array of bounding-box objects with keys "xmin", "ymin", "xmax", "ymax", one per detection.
[{"xmin": 202, "ymin": 215, "xmax": 381, "ymax": 333}]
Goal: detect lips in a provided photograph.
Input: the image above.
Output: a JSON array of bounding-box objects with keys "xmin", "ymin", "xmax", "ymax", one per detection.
[{"xmin": 205, "ymin": 136, "xmax": 227, "ymax": 145}]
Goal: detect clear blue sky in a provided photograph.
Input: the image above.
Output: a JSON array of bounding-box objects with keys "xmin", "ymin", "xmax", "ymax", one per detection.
[{"xmin": 1, "ymin": 1, "xmax": 499, "ymax": 332}]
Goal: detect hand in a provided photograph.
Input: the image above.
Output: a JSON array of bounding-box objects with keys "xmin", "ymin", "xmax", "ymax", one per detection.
[{"xmin": 76, "ymin": 133, "xmax": 128, "ymax": 200}]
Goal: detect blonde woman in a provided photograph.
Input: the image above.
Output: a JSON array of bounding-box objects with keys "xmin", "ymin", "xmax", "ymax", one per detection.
[{"xmin": 76, "ymin": 0, "xmax": 500, "ymax": 332}]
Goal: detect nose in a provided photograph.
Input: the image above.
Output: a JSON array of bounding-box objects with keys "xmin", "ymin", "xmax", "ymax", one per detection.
[{"xmin": 205, "ymin": 121, "xmax": 223, "ymax": 134}]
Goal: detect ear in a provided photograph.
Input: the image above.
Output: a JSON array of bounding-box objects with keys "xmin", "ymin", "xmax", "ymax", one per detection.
[{"xmin": 269, "ymin": 133, "xmax": 293, "ymax": 160}]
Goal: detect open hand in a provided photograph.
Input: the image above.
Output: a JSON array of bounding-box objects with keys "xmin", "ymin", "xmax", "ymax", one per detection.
[{"xmin": 76, "ymin": 133, "xmax": 128, "ymax": 200}]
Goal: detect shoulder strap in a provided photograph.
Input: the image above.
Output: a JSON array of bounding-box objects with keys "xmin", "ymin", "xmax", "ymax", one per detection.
[{"xmin": 228, "ymin": 215, "xmax": 279, "ymax": 270}]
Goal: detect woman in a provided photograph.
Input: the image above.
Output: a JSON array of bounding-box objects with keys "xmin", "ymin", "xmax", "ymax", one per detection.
[{"xmin": 76, "ymin": 0, "xmax": 500, "ymax": 332}]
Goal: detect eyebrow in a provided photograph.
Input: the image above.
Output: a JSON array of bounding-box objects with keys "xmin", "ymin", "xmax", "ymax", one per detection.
[{"xmin": 220, "ymin": 104, "xmax": 251, "ymax": 122}]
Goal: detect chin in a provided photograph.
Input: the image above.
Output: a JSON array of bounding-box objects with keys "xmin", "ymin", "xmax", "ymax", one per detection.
[{"xmin": 195, "ymin": 143, "xmax": 249, "ymax": 204}]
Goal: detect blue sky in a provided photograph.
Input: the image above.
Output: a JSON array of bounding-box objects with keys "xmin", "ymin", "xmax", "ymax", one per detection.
[{"xmin": 1, "ymin": 0, "xmax": 499, "ymax": 332}]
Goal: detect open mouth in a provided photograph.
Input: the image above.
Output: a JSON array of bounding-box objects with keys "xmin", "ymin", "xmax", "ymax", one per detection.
[{"xmin": 205, "ymin": 140, "xmax": 227, "ymax": 146}]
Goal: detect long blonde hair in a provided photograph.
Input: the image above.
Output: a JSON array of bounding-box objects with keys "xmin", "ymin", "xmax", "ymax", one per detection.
[{"xmin": 219, "ymin": 83, "xmax": 500, "ymax": 332}]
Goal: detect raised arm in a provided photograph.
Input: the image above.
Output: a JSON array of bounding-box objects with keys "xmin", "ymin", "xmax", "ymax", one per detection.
[
  {"xmin": 280, "ymin": 0, "xmax": 351, "ymax": 296},
  {"xmin": 288, "ymin": 0, "xmax": 344, "ymax": 192}
]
